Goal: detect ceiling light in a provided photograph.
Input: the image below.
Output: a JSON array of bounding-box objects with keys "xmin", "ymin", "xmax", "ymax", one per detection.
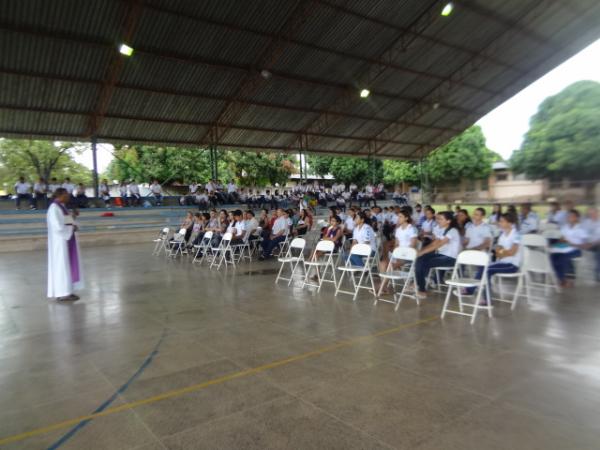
[
  {"xmin": 360, "ymin": 88, "xmax": 370, "ymax": 98},
  {"xmin": 119, "ymin": 43, "xmax": 134, "ymax": 56},
  {"xmin": 260, "ymin": 69, "xmax": 272, "ymax": 79},
  {"xmin": 441, "ymin": 2, "xmax": 454, "ymax": 16},
  {"xmin": 432, "ymin": 102, "xmax": 440, "ymax": 110}
]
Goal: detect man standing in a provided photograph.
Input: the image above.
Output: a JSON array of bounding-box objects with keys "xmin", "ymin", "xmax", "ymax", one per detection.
[
  {"xmin": 33, "ymin": 177, "xmax": 47, "ymax": 210},
  {"xmin": 47, "ymin": 188, "xmax": 83, "ymax": 302},
  {"xmin": 14, "ymin": 176, "xmax": 33, "ymax": 210}
]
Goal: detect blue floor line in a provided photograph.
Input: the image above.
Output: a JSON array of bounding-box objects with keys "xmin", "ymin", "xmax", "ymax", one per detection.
[{"xmin": 46, "ymin": 328, "xmax": 168, "ymax": 450}]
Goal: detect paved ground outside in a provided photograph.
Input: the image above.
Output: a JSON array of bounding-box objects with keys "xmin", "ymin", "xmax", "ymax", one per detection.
[{"xmin": 0, "ymin": 243, "xmax": 599, "ymax": 449}]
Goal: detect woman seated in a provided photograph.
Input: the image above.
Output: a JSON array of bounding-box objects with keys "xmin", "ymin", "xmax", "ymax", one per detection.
[
  {"xmin": 180, "ymin": 211, "xmax": 195, "ymax": 242},
  {"xmin": 323, "ymin": 215, "xmax": 344, "ymax": 250},
  {"xmin": 347, "ymin": 212, "xmax": 377, "ymax": 266},
  {"xmin": 378, "ymin": 210, "xmax": 418, "ymax": 292},
  {"xmin": 294, "ymin": 209, "xmax": 310, "ymax": 236},
  {"xmin": 465, "ymin": 212, "xmax": 521, "ymax": 299},
  {"xmin": 226, "ymin": 210, "xmax": 247, "ymax": 244},
  {"xmin": 414, "ymin": 211, "xmax": 461, "ymax": 299},
  {"xmin": 418, "ymin": 206, "xmax": 436, "ymax": 246},
  {"xmin": 456, "ymin": 209, "xmax": 472, "ymax": 238},
  {"xmin": 550, "ymin": 209, "xmax": 589, "ymax": 287}
]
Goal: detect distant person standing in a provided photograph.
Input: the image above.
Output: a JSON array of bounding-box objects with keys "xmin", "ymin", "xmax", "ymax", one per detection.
[
  {"xmin": 150, "ymin": 180, "xmax": 163, "ymax": 206},
  {"xmin": 47, "ymin": 188, "xmax": 83, "ymax": 302},
  {"xmin": 14, "ymin": 176, "xmax": 33, "ymax": 210},
  {"xmin": 128, "ymin": 181, "xmax": 141, "ymax": 206},
  {"xmin": 100, "ymin": 179, "xmax": 111, "ymax": 208},
  {"xmin": 33, "ymin": 177, "xmax": 47, "ymax": 210}
]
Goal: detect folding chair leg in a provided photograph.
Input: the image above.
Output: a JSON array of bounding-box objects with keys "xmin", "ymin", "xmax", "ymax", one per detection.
[
  {"xmin": 441, "ymin": 287, "xmax": 452, "ymax": 319},
  {"xmin": 511, "ymin": 275, "xmax": 523, "ymax": 310}
]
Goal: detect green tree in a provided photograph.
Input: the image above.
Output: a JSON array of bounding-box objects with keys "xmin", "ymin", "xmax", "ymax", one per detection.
[
  {"xmin": 328, "ymin": 157, "xmax": 383, "ymax": 186},
  {"xmin": 382, "ymin": 160, "xmax": 420, "ymax": 186},
  {"xmin": 306, "ymin": 155, "xmax": 333, "ymax": 177},
  {"xmin": 0, "ymin": 139, "xmax": 91, "ymax": 188},
  {"xmin": 425, "ymin": 125, "xmax": 494, "ymax": 183},
  {"xmin": 510, "ymin": 80, "xmax": 600, "ymax": 180},
  {"xmin": 223, "ymin": 151, "xmax": 295, "ymax": 187}
]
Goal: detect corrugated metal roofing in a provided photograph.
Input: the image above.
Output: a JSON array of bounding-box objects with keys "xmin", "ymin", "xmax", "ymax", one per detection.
[{"xmin": 0, "ymin": 0, "xmax": 599, "ymax": 159}]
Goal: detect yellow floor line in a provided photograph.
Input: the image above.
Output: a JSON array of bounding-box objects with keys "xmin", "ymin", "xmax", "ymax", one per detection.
[{"xmin": 0, "ymin": 315, "xmax": 439, "ymax": 446}]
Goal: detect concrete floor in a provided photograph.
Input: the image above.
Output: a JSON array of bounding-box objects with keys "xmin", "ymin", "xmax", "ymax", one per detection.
[{"xmin": 0, "ymin": 243, "xmax": 599, "ymax": 450}]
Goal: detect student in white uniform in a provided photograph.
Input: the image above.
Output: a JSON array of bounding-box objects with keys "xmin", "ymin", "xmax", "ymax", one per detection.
[
  {"xmin": 14, "ymin": 176, "xmax": 33, "ymax": 210},
  {"xmin": 378, "ymin": 210, "xmax": 417, "ymax": 289},
  {"xmin": 465, "ymin": 208, "xmax": 493, "ymax": 251},
  {"xmin": 419, "ymin": 206, "xmax": 436, "ymax": 245},
  {"xmin": 259, "ymin": 208, "xmax": 288, "ymax": 259},
  {"xmin": 550, "ymin": 209, "xmax": 588, "ymax": 287},
  {"xmin": 128, "ymin": 181, "xmax": 141, "ymax": 206},
  {"xmin": 466, "ymin": 212, "xmax": 521, "ymax": 299},
  {"xmin": 546, "ymin": 201, "xmax": 568, "ymax": 226},
  {"xmin": 227, "ymin": 210, "xmax": 247, "ymax": 243},
  {"xmin": 150, "ymin": 180, "xmax": 163, "ymax": 206},
  {"xmin": 519, "ymin": 203, "xmax": 539, "ymax": 234},
  {"xmin": 343, "ymin": 207, "xmax": 356, "ymax": 238},
  {"xmin": 349, "ymin": 211, "xmax": 377, "ymax": 266},
  {"xmin": 415, "ymin": 211, "xmax": 461, "ymax": 298}
]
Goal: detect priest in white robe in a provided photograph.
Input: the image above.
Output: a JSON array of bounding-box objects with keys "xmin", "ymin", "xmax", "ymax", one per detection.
[{"xmin": 47, "ymin": 188, "xmax": 84, "ymax": 301}]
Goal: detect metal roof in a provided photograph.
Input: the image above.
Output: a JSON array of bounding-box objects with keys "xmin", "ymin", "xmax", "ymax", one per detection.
[{"xmin": 0, "ymin": 0, "xmax": 599, "ymax": 159}]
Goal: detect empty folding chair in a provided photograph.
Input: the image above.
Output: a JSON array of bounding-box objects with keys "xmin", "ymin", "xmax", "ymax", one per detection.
[
  {"xmin": 231, "ymin": 233, "xmax": 252, "ymax": 263},
  {"xmin": 521, "ymin": 234, "xmax": 560, "ymax": 295},
  {"xmin": 302, "ymin": 240, "xmax": 336, "ymax": 292},
  {"xmin": 210, "ymin": 232, "xmax": 235, "ymax": 269},
  {"xmin": 375, "ymin": 247, "xmax": 418, "ymax": 310},
  {"xmin": 152, "ymin": 227, "xmax": 170, "ymax": 255},
  {"xmin": 275, "ymin": 238, "xmax": 306, "ymax": 285},
  {"xmin": 335, "ymin": 243, "xmax": 376, "ymax": 301},
  {"xmin": 192, "ymin": 231, "xmax": 213, "ymax": 264},
  {"xmin": 168, "ymin": 228, "xmax": 188, "ymax": 258},
  {"xmin": 492, "ymin": 269, "xmax": 527, "ymax": 311},
  {"xmin": 441, "ymin": 250, "xmax": 490, "ymax": 324}
]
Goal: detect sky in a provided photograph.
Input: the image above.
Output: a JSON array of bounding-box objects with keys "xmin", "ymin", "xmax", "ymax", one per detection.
[
  {"xmin": 75, "ymin": 38, "xmax": 600, "ymax": 173},
  {"xmin": 477, "ymin": 38, "xmax": 600, "ymax": 160}
]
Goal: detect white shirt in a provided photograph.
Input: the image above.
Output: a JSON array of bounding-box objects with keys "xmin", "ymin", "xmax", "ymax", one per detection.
[
  {"xmin": 421, "ymin": 218, "xmax": 435, "ymax": 233},
  {"xmin": 227, "ymin": 183, "xmax": 237, "ymax": 194},
  {"xmin": 189, "ymin": 183, "xmax": 198, "ymax": 194},
  {"xmin": 352, "ymin": 224, "xmax": 377, "ymax": 252},
  {"xmin": 271, "ymin": 216, "xmax": 288, "ymax": 236},
  {"xmin": 128, "ymin": 183, "xmax": 139, "ymax": 195},
  {"xmin": 119, "ymin": 185, "xmax": 128, "ymax": 196},
  {"xmin": 519, "ymin": 212, "xmax": 539, "ymax": 234},
  {"xmin": 205, "ymin": 182, "xmax": 214, "ymax": 193},
  {"xmin": 394, "ymin": 224, "xmax": 417, "ymax": 248},
  {"xmin": 349, "ymin": 183, "xmax": 357, "ymax": 191},
  {"xmin": 547, "ymin": 210, "xmax": 568, "ymax": 227},
  {"xmin": 15, "ymin": 181, "xmax": 31, "ymax": 194},
  {"xmin": 227, "ymin": 220, "xmax": 246, "ymax": 238},
  {"xmin": 582, "ymin": 218, "xmax": 600, "ymax": 244},
  {"xmin": 47, "ymin": 183, "xmax": 59, "ymax": 195},
  {"xmin": 33, "ymin": 182, "xmax": 46, "ymax": 194},
  {"xmin": 150, "ymin": 183, "xmax": 162, "ymax": 194},
  {"xmin": 245, "ymin": 217, "xmax": 259, "ymax": 235},
  {"xmin": 62, "ymin": 183, "xmax": 75, "ymax": 194},
  {"xmin": 497, "ymin": 226, "xmax": 521, "ymax": 267},
  {"xmin": 556, "ymin": 223, "xmax": 588, "ymax": 253},
  {"xmin": 465, "ymin": 222, "xmax": 493, "ymax": 249},
  {"xmin": 365, "ymin": 184, "xmax": 374, "ymax": 194},
  {"xmin": 436, "ymin": 227, "xmax": 461, "ymax": 259},
  {"xmin": 344, "ymin": 216, "xmax": 355, "ymax": 232}
]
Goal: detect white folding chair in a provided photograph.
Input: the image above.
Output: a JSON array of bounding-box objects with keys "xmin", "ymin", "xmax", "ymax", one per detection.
[
  {"xmin": 375, "ymin": 247, "xmax": 418, "ymax": 310},
  {"xmin": 231, "ymin": 232, "xmax": 252, "ymax": 263},
  {"xmin": 441, "ymin": 250, "xmax": 491, "ymax": 324},
  {"xmin": 302, "ymin": 240, "xmax": 336, "ymax": 292},
  {"xmin": 426, "ymin": 264, "xmax": 455, "ymax": 292},
  {"xmin": 492, "ymin": 269, "xmax": 526, "ymax": 310},
  {"xmin": 274, "ymin": 229, "xmax": 291, "ymax": 257},
  {"xmin": 335, "ymin": 243, "xmax": 376, "ymax": 301},
  {"xmin": 521, "ymin": 234, "xmax": 560, "ymax": 296},
  {"xmin": 275, "ymin": 238, "xmax": 306, "ymax": 285},
  {"xmin": 192, "ymin": 231, "xmax": 213, "ymax": 264},
  {"xmin": 210, "ymin": 232, "xmax": 235, "ymax": 269},
  {"xmin": 168, "ymin": 228, "xmax": 188, "ymax": 258},
  {"xmin": 152, "ymin": 227, "xmax": 170, "ymax": 255}
]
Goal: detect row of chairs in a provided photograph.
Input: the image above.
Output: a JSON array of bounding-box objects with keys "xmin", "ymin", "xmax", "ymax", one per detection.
[{"xmin": 275, "ymin": 233, "xmax": 566, "ymax": 324}]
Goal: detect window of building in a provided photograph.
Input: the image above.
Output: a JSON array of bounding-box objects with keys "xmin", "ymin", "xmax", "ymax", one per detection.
[
  {"xmin": 480, "ymin": 177, "xmax": 489, "ymax": 191},
  {"xmin": 496, "ymin": 172, "xmax": 508, "ymax": 182}
]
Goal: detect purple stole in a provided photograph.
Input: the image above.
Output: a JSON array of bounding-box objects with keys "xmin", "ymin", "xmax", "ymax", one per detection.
[{"xmin": 55, "ymin": 201, "xmax": 80, "ymax": 283}]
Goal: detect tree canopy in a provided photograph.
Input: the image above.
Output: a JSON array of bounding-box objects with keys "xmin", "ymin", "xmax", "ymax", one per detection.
[
  {"xmin": 0, "ymin": 139, "xmax": 91, "ymax": 188},
  {"xmin": 382, "ymin": 160, "xmax": 420, "ymax": 186},
  {"xmin": 510, "ymin": 80, "xmax": 600, "ymax": 180},
  {"xmin": 105, "ymin": 145, "xmax": 295, "ymax": 187},
  {"xmin": 425, "ymin": 125, "xmax": 494, "ymax": 183}
]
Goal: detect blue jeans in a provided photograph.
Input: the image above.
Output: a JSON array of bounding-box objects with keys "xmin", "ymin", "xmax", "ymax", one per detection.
[
  {"xmin": 466, "ymin": 262, "xmax": 518, "ymax": 295},
  {"xmin": 415, "ymin": 253, "xmax": 456, "ymax": 292},
  {"xmin": 550, "ymin": 250, "xmax": 581, "ymax": 282},
  {"xmin": 261, "ymin": 235, "xmax": 286, "ymax": 257},
  {"xmin": 347, "ymin": 250, "xmax": 375, "ymax": 267}
]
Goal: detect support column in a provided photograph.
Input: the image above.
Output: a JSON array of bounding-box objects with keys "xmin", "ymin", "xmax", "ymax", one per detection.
[{"xmin": 91, "ymin": 136, "xmax": 99, "ymax": 198}]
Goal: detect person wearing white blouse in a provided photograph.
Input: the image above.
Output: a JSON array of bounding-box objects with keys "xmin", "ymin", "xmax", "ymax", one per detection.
[
  {"xmin": 550, "ymin": 209, "xmax": 588, "ymax": 287},
  {"xmin": 348, "ymin": 212, "xmax": 377, "ymax": 266},
  {"xmin": 414, "ymin": 211, "xmax": 461, "ymax": 299}
]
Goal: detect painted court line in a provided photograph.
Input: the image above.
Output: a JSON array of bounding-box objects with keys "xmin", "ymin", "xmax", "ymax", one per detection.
[{"xmin": 0, "ymin": 315, "xmax": 439, "ymax": 447}]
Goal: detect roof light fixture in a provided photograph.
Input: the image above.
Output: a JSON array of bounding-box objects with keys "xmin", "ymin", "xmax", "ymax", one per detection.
[
  {"xmin": 260, "ymin": 69, "xmax": 272, "ymax": 79},
  {"xmin": 360, "ymin": 88, "xmax": 370, "ymax": 98},
  {"xmin": 441, "ymin": 2, "xmax": 454, "ymax": 16},
  {"xmin": 119, "ymin": 43, "xmax": 134, "ymax": 56}
]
